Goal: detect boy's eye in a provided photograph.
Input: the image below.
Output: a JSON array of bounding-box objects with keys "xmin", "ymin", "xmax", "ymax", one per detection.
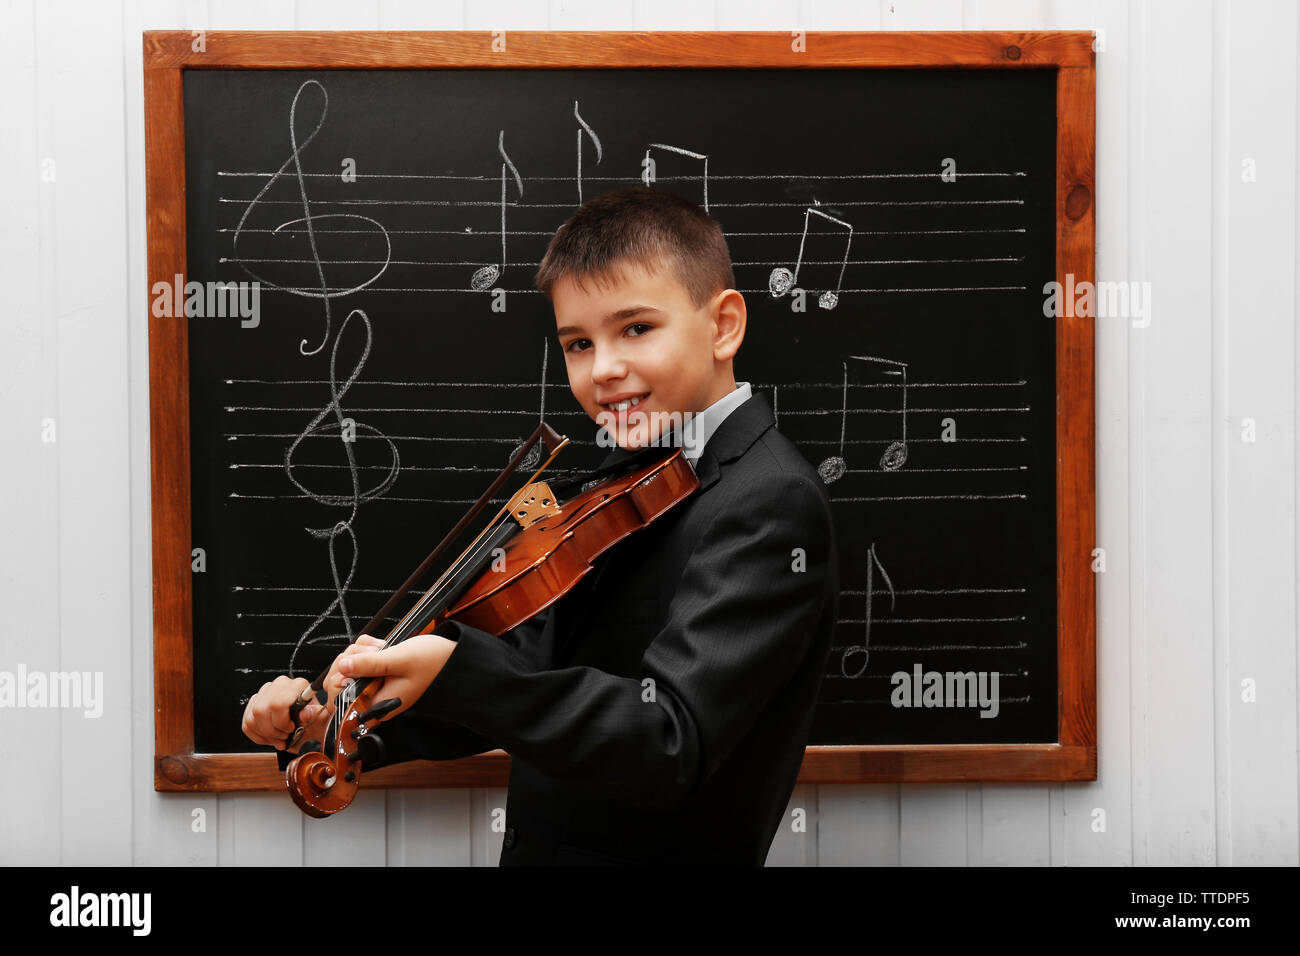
[{"xmin": 563, "ymin": 324, "xmax": 648, "ymax": 354}]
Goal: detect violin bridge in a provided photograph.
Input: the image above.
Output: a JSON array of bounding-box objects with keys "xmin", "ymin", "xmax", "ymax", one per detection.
[{"xmin": 507, "ymin": 481, "xmax": 561, "ymax": 528}]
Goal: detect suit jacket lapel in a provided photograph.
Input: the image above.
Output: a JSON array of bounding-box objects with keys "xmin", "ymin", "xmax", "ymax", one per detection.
[{"xmin": 690, "ymin": 391, "xmax": 776, "ymax": 492}]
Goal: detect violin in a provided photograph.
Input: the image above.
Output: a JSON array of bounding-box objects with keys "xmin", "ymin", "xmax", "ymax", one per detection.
[{"xmin": 281, "ymin": 421, "xmax": 700, "ymax": 817}]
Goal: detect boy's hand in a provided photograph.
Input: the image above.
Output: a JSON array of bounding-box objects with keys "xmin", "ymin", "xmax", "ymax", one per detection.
[
  {"xmin": 242, "ymin": 673, "xmax": 327, "ymax": 751},
  {"xmin": 241, "ymin": 634, "xmax": 386, "ymax": 750},
  {"xmin": 335, "ymin": 632, "xmax": 458, "ymax": 722}
]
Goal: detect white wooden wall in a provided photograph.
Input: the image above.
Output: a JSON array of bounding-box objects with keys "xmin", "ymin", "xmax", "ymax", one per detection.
[{"xmin": 1, "ymin": 0, "xmax": 1295, "ymax": 866}]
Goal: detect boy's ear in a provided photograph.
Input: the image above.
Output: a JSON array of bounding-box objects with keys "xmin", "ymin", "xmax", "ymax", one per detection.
[{"xmin": 712, "ymin": 289, "xmax": 746, "ymax": 360}]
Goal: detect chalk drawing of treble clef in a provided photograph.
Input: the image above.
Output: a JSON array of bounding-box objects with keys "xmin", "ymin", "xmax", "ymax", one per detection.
[
  {"xmin": 231, "ymin": 79, "xmax": 392, "ymax": 356},
  {"xmin": 226, "ymin": 78, "xmax": 400, "ymax": 676},
  {"xmin": 284, "ymin": 307, "xmax": 400, "ymax": 676}
]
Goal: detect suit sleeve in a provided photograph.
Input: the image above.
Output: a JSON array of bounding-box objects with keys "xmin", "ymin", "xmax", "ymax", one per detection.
[{"xmin": 400, "ymin": 473, "xmax": 836, "ymax": 809}]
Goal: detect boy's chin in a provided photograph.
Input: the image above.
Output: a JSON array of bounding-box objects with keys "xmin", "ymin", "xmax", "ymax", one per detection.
[{"xmin": 593, "ymin": 410, "xmax": 682, "ymax": 451}]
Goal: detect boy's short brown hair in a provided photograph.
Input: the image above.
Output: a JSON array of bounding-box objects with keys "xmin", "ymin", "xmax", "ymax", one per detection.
[{"xmin": 534, "ymin": 186, "xmax": 735, "ymax": 310}]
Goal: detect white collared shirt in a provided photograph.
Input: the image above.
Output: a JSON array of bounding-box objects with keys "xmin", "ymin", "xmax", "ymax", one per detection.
[{"xmin": 680, "ymin": 381, "xmax": 753, "ymax": 466}]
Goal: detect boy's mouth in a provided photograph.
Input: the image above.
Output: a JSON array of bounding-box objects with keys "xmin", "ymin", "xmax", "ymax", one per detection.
[{"xmin": 599, "ymin": 393, "xmax": 649, "ymax": 414}]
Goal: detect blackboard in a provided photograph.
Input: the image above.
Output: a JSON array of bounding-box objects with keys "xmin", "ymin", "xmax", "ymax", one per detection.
[{"xmin": 148, "ymin": 32, "xmax": 1096, "ymax": 790}]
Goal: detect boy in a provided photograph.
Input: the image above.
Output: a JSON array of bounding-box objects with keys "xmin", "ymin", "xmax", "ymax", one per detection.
[{"xmin": 243, "ymin": 186, "xmax": 839, "ymax": 865}]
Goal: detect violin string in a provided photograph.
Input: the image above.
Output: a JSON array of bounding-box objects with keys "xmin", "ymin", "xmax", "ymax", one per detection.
[
  {"xmin": 377, "ymin": 437, "xmax": 569, "ymax": 647},
  {"xmin": 356, "ymin": 435, "xmax": 571, "ymax": 667}
]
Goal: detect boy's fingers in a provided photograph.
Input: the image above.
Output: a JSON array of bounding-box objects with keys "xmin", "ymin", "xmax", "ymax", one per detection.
[
  {"xmin": 267, "ymin": 707, "xmax": 297, "ymax": 737},
  {"xmin": 340, "ymin": 648, "xmax": 404, "ymax": 678},
  {"xmin": 341, "ymin": 635, "xmax": 382, "ymax": 658},
  {"xmin": 340, "ymin": 651, "xmax": 374, "ymax": 677},
  {"xmin": 241, "ymin": 674, "xmax": 332, "ymax": 749}
]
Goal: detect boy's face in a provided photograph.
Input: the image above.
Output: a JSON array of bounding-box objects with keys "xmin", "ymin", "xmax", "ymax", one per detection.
[{"xmin": 553, "ymin": 258, "xmax": 743, "ymax": 450}]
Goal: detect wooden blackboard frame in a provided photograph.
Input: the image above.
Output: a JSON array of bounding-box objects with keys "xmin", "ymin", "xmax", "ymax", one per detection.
[{"xmin": 146, "ymin": 30, "xmax": 1096, "ymax": 792}]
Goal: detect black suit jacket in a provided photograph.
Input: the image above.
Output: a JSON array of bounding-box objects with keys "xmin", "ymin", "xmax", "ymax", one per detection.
[{"xmin": 306, "ymin": 391, "xmax": 838, "ymax": 865}]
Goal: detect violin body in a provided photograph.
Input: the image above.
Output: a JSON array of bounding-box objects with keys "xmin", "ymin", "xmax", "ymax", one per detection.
[
  {"xmin": 437, "ymin": 447, "xmax": 698, "ymax": 636},
  {"xmin": 285, "ymin": 446, "xmax": 699, "ymax": 817}
]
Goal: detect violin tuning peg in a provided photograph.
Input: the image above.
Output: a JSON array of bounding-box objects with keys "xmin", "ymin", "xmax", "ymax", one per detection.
[
  {"xmin": 359, "ymin": 697, "xmax": 402, "ymax": 724},
  {"xmin": 348, "ymin": 733, "xmax": 385, "ymax": 767}
]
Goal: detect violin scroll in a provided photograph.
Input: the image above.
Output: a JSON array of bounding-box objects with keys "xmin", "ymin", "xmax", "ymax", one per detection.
[{"xmin": 285, "ymin": 683, "xmax": 401, "ymax": 817}]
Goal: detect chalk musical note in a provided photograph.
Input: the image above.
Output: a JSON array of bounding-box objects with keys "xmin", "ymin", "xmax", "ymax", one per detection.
[
  {"xmin": 641, "ymin": 143, "xmax": 709, "ymax": 212},
  {"xmin": 574, "ymin": 101, "xmax": 602, "ymax": 202},
  {"xmin": 768, "ymin": 206, "xmax": 853, "ymax": 311},
  {"xmin": 509, "ymin": 338, "xmax": 550, "ymax": 470},
  {"xmin": 819, "ymin": 354, "xmax": 909, "ymax": 483},
  {"xmin": 840, "ymin": 543, "xmax": 894, "ymax": 678},
  {"xmin": 819, "ymin": 362, "xmax": 851, "ymax": 483},
  {"xmin": 285, "ymin": 308, "xmax": 400, "ymax": 675},
  {"xmin": 470, "ymin": 130, "xmax": 524, "ymax": 292},
  {"xmin": 856, "ymin": 354, "xmax": 909, "ymax": 472},
  {"xmin": 231, "ymin": 79, "xmax": 392, "ymax": 356}
]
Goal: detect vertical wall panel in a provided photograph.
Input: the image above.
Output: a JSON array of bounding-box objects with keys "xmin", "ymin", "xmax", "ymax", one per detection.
[
  {"xmin": 818, "ymin": 785, "xmax": 901, "ymax": 865},
  {"xmin": 0, "ymin": 0, "xmax": 62, "ymax": 866},
  {"xmin": 553, "ymin": 0, "xmax": 635, "ymax": 28},
  {"xmin": 1124, "ymin": 0, "xmax": 1156, "ymax": 869},
  {"xmin": 380, "ymin": 0, "xmax": 463, "ymax": 29},
  {"xmin": 303, "ymin": 793, "xmax": 389, "ymax": 867},
  {"xmin": 219, "ymin": 793, "xmax": 306, "ymax": 865},
  {"xmin": 901, "ymin": 785, "xmax": 969, "ymax": 864},
  {"xmin": 717, "ymin": 0, "xmax": 798, "ymax": 28},
  {"xmin": 766, "ymin": 785, "xmax": 818, "ymax": 865},
  {"xmin": 633, "ymin": 0, "xmax": 714, "ymax": 29},
  {"xmin": 295, "ymin": 0, "xmax": 382, "ymax": 29},
  {"xmin": 807, "ymin": 0, "xmax": 882, "ymax": 31},
  {"xmin": 1221, "ymin": 0, "xmax": 1299, "ymax": 866},
  {"xmin": 883, "ymin": 0, "xmax": 964, "ymax": 29},
  {"xmin": 48, "ymin": 0, "xmax": 134, "ymax": 866},
  {"xmin": 463, "ymin": 0, "xmax": 549, "ymax": 30},
  {"xmin": 386, "ymin": 788, "xmax": 475, "ymax": 865},
  {"xmin": 472, "ymin": 787, "xmax": 509, "ymax": 865},
  {"xmin": 1137, "ymin": 0, "xmax": 1216, "ymax": 866}
]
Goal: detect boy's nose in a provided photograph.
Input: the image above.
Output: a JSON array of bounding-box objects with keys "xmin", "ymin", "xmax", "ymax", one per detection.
[{"xmin": 590, "ymin": 349, "xmax": 628, "ymax": 384}]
